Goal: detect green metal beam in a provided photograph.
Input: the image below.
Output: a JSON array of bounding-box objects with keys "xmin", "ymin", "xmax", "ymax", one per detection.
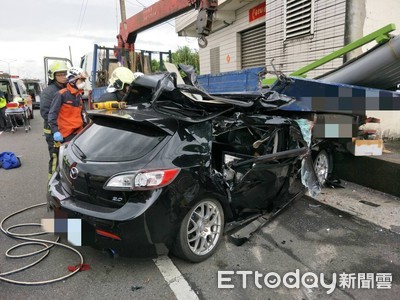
[{"xmin": 290, "ymin": 23, "xmax": 396, "ymax": 77}]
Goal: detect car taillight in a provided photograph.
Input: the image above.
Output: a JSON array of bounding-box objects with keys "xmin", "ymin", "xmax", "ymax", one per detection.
[{"xmin": 104, "ymin": 168, "xmax": 180, "ymax": 191}]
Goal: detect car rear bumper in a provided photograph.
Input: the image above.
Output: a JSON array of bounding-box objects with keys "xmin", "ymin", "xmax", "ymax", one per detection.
[
  {"xmin": 58, "ymin": 208, "xmax": 164, "ymax": 257},
  {"xmin": 47, "ymin": 172, "xmax": 173, "ymax": 257},
  {"xmin": 48, "ymin": 172, "xmax": 162, "ymax": 221}
]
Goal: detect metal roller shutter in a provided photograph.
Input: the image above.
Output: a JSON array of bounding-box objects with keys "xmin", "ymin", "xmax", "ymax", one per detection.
[
  {"xmin": 210, "ymin": 47, "xmax": 220, "ymax": 74},
  {"xmin": 241, "ymin": 24, "xmax": 266, "ymax": 69}
]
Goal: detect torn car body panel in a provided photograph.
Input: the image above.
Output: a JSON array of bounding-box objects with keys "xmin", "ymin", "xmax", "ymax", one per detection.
[{"xmin": 48, "ymin": 71, "xmax": 319, "ymax": 261}]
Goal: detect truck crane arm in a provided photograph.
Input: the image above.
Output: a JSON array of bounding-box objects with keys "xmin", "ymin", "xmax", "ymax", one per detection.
[{"xmin": 117, "ymin": 0, "xmax": 217, "ymax": 50}]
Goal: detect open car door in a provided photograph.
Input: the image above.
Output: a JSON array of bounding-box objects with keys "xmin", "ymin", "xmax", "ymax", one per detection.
[{"xmin": 43, "ymin": 57, "xmax": 73, "ymax": 87}]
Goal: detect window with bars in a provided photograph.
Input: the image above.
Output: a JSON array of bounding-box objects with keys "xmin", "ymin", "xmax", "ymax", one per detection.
[{"xmin": 284, "ymin": 0, "xmax": 314, "ymax": 40}]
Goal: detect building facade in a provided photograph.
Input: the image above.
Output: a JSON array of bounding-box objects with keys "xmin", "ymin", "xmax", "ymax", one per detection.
[
  {"xmin": 177, "ymin": 0, "xmax": 400, "ymax": 76},
  {"xmin": 176, "ymin": 0, "xmax": 400, "ymax": 137}
]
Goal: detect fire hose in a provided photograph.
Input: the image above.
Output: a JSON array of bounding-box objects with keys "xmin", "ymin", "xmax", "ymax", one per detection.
[{"xmin": 0, "ymin": 203, "xmax": 84, "ymax": 285}]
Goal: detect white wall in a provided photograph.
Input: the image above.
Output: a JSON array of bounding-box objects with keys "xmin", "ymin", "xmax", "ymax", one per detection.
[
  {"xmin": 265, "ymin": 0, "xmax": 347, "ymax": 78},
  {"xmin": 364, "ymin": 0, "xmax": 400, "ymax": 138},
  {"xmin": 363, "ymin": 0, "xmax": 400, "ymax": 49},
  {"xmin": 195, "ymin": 0, "xmax": 400, "ymax": 138},
  {"xmin": 199, "ymin": 0, "xmax": 348, "ymax": 76},
  {"xmin": 198, "ymin": 1, "xmax": 265, "ymax": 74},
  {"xmin": 366, "ymin": 110, "xmax": 400, "ymax": 139}
]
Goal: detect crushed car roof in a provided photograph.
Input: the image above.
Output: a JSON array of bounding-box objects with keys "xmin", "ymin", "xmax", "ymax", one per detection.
[{"xmin": 90, "ymin": 72, "xmax": 298, "ymax": 123}]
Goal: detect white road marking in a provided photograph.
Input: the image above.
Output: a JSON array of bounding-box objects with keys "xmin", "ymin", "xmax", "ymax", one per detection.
[{"xmin": 153, "ymin": 256, "xmax": 199, "ymax": 300}]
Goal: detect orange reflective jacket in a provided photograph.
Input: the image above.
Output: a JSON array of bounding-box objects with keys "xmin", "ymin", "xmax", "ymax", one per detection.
[{"xmin": 48, "ymin": 85, "xmax": 84, "ymax": 138}]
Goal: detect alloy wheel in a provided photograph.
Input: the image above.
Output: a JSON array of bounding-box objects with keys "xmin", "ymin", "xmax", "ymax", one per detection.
[
  {"xmin": 186, "ymin": 200, "xmax": 223, "ymax": 256},
  {"xmin": 314, "ymin": 150, "xmax": 330, "ymax": 185}
]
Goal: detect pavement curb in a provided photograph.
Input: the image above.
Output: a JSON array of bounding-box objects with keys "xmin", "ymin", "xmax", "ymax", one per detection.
[
  {"xmin": 333, "ymin": 152, "xmax": 400, "ymax": 198},
  {"xmin": 308, "ymin": 181, "xmax": 400, "ymax": 235}
]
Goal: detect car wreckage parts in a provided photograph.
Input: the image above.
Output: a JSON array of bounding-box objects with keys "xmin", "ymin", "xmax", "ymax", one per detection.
[{"xmin": 48, "ymin": 72, "xmax": 320, "ymax": 262}]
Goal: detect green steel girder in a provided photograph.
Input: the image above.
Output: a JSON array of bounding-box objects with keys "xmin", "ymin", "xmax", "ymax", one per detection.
[{"xmin": 290, "ymin": 23, "xmax": 396, "ymax": 77}]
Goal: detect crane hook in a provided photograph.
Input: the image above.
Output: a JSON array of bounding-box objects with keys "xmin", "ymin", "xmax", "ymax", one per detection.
[{"xmin": 198, "ymin": 36, "xmax": 208, "ymax": 48}]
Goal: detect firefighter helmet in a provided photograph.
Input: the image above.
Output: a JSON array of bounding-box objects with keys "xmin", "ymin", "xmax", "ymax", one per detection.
[
  {"xmin": 48, "ymin": 61, "xmax": 68, "ymax": 80},
  {"xmin": 66, "ymin": 67, "xmax": 88, "ymax": 83},
  {"xmin": 108, "ymin": 67, "xmax": 142, "ymax": 91}
]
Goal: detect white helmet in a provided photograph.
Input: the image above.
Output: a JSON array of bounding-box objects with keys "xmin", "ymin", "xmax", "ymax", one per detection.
[
  {"xmin": 48, "ymin": 60, "xmax": 68, "ymax": 80},
  {"xmin": 66, "ymin": 67, "xmax": 88, "ymax": 83},
  {"xmin": 108, "ymin": 67, "xmax": 143, "ymax": 91}
]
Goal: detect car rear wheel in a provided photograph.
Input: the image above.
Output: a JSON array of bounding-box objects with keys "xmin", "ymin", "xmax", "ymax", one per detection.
[
  {"xmin": 313, "ymin": 149, "xmax": 331, "ymax": 186},
  {"xmin": 174, "ymin": 198, "xmax": 224, "ymax": 262}
]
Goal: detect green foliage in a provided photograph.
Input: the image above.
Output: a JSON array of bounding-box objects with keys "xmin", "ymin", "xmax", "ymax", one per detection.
[
  {"xmin": 151, "ymin": 59, "xmax": 160, "ymax": 72},
  {"xmin": 171, "ymin": 46, "xmax": 200, "ymax": 73}
]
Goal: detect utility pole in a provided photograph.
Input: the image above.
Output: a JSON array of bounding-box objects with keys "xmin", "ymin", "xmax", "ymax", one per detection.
[
  {"xmin": 69, "ymin": 46, "xmax": 73, "ymax": 64},
  {"xmin": 0, "ymin": 59, "xmax": 17, "ymax": 76},
  {"xmin": 119, "ymin": 0, "xmax": 127, "ymax": 27},
  {"xmin": 119, "ymin": 0, "xmax": 135, "ymax": 70}
]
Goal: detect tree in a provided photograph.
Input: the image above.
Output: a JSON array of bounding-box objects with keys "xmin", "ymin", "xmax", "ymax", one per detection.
[
  {"xmin": 151, "ymin": 59, "xmax": 160, "ymax": 72},
  {"xmin": 171, "ymin": 46, "xmax": 200, "ymax": 73}
]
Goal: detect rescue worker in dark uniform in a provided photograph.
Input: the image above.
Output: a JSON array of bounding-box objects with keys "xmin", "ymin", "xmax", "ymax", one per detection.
[
  {"xmin": 96, "ymin": 67, "xmax": 143, "ymax": 103},
  {"xmin": 47, "ymin": 67, "xmax": 87, "ymax": 176},
  {"xmin": 40, "ymin": 61, "xmax": 68, "ymax": 178}
]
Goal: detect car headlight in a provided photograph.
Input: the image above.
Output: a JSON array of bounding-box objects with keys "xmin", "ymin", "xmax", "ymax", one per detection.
[{"xmin": 104, "ymin": 168, "xmax": 180, "ymax": 191}]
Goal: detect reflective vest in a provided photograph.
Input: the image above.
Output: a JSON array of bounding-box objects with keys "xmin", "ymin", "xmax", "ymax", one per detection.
[{"xmin": 0, "ymin": 96, "xmax": 6, "ymax": 109}]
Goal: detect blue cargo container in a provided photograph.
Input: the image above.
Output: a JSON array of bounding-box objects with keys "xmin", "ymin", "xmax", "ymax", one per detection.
[{"xmin": 197, "ymin": 67, "xmax": 264, "ymax": 93}]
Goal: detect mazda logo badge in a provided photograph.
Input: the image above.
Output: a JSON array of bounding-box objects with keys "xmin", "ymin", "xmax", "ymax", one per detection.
[{"xmin": 70, "ymin": 167, "xmax": 79, "ymax": 179}]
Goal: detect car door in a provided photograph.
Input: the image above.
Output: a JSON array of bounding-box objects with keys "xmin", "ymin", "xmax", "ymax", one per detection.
[{"xmin": 216, "ymin": 119, "xmax": 308, "ymax": 210}]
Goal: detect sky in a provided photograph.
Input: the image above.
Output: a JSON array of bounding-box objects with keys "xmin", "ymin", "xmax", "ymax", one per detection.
[{"xmin": 0, "ymin": 0, "xmax": 198, "ymax": 82}]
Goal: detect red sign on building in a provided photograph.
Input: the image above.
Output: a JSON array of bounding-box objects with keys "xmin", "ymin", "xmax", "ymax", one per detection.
[{"xmin": 249, "ymin": 2, "xmax": 266, "ymax": 22}]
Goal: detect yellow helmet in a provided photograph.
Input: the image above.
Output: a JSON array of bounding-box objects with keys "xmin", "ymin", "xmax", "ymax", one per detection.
[
  {"xmin": 48, "ymin": 61, "xmax": 68, "ymax": 80},
  {"xmin": 108, "ymin": 67, "xmax": 142, "ymax": 91}
]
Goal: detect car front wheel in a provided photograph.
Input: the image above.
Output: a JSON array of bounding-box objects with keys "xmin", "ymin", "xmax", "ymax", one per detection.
[
  {"xmin": 313, "ymin": 149, "xmax": 331, "ymax": 186},
  {"xmin": 174, "ymin": 198, "xmax": 224, "ymax": 263}
]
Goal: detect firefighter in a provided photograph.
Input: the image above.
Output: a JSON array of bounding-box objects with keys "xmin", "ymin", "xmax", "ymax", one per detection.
[
  {"xmin": 46, "ymin": 67, "xmax": 87, "ymax": 178},
  {"xmin": 96, "ymin": 67, "xmax": 143, "ymax": 103},
  {"xmin": 40, "ymin": 61, "xmax": 68, "ymax": 178},
  {"xmin": 0, "ymin": 91, "xmax": 8, "ymax": 131},
  {"xmin": 48, "ymin": 67, "xmax": 88, "ymax": 145}
]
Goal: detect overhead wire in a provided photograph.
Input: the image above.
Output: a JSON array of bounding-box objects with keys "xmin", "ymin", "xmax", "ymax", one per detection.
[
  {"xmin": 76, "ymin": 0, "xmax": 85, "ymax": 29},
  {"xmin": 76, "ymin": 0, "xmax": 90, "ymax": 36},
  {"xmin": 129, "ymin": 0, "xmax": 146, "ymax": 8},
  {"xmin": 76, "ymin": 0, "xmax": 85, "ymax": 35}
]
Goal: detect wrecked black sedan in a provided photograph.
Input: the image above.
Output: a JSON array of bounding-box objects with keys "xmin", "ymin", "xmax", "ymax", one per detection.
[{"xmin": 48, "ymin": 72, "xmax": 319, "ymax": 262}]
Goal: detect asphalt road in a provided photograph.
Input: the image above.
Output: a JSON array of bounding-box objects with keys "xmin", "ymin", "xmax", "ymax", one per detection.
[{"xmin": 1, "ymin": 114, "xmax": 399, "ymax": 299}]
